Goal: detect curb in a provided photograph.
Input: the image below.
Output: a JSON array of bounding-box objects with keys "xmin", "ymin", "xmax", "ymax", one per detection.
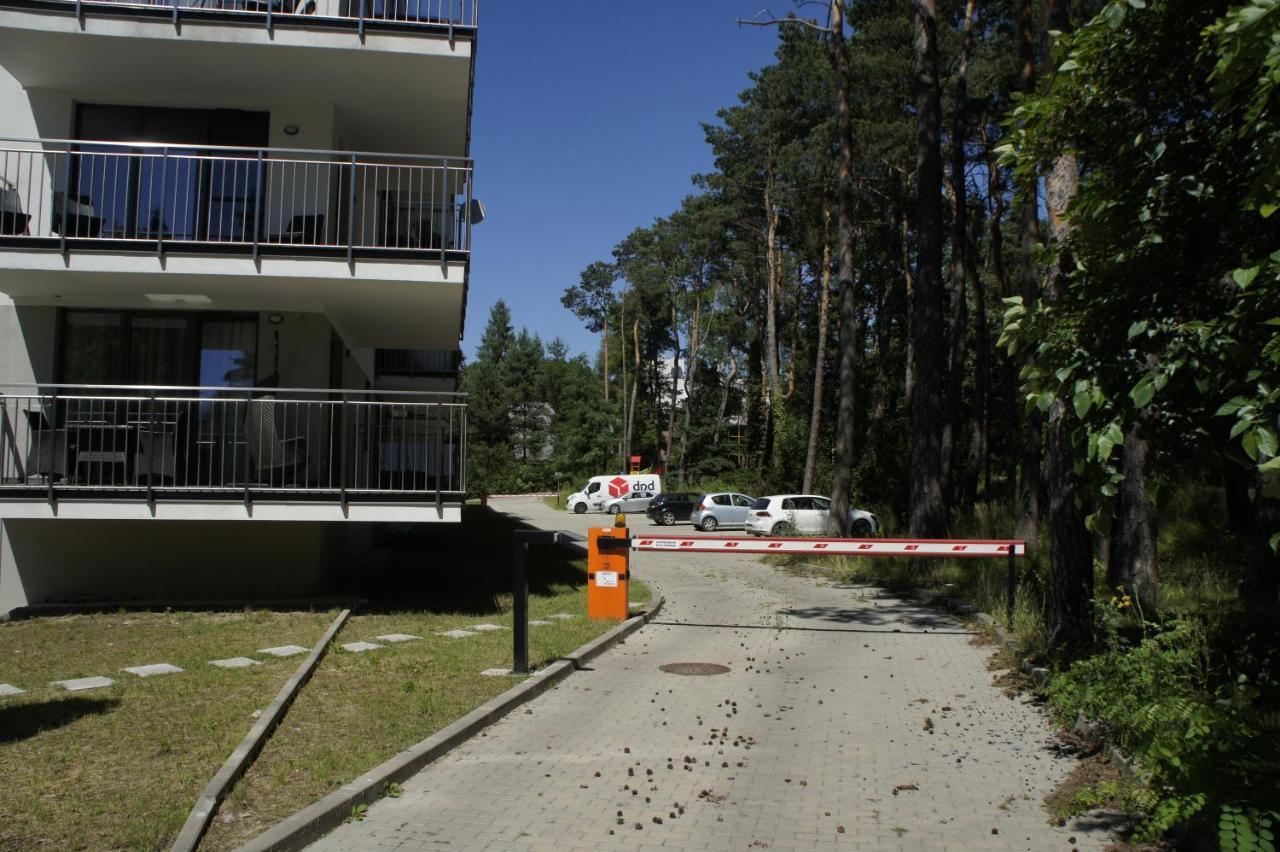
[
  {"xmin": 172, "ymin": 607, "xmax": 353, "ymax": 852},
  {"xmin": 233, "ymin": 592, "xmax": 665, "ymax": 852}
]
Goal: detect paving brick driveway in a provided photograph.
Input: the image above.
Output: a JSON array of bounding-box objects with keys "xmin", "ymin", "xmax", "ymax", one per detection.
[{"xmin": 311, "ymin": 497, "xmax": 1104, "ymax": 851}]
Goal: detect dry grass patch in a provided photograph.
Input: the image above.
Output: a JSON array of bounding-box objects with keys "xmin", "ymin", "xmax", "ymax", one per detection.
[{"xmin": 0, "ymin": 609, "xmax": 339, "ymax": 851}]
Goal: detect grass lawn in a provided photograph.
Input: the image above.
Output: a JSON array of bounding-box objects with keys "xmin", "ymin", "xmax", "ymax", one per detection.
[
  {"xmin": 201, "ymin": 507, "xmax": 650, "ymax": 850},
  {"xmin": 0, "ymin": 609, "xmax": 339, "ymax": 851}
]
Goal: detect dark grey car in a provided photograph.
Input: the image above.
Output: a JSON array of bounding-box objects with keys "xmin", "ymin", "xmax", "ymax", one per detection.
[{"xmin": 690, "ymin": 492, "xmax": 755, "ymax": 531}]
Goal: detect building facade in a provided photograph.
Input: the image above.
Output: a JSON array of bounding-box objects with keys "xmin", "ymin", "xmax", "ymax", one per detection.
[{"xmin": 0, "ymin": 0, "xmax": 477, "ymax": 613}]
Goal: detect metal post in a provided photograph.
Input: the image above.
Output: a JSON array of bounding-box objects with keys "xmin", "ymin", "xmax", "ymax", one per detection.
[
  {"xmin": 512, "ymin": 537, "xmax": 529, "ymax": 674},
  {"xmin": 357, "ymin": 0, "xmax": 365, "ymax": 39},
  {"xmin": 146, "ymin": 390, "xmax": 156, "ymax": 510},
  {"xmin": 345, "ymin": 154, "xmax": 357, "ymax": 266},
  {"xmin": 47, "ymin": 388, "xmax": 57, "ymax": 510},
  {"xmin": 338, "ymin": 393, "xmax": 348, "ymax": 511},
  {"xmin": 1006, "ymin": 547, "xmax": 1017, "ymax": 628},
  {"xmin": 157, "ymin": 147, "xmax": 168, "ymax": 262},
  {"xmin": 59, "ymin": 143, "xmax": 71, "ymax": 259},
  {"xmin": 439, "ymin": 158, "xmax": 448, "ymax": 266},
  {"xmin": 252, "ymin": 148, "xmax": 264, "ymax": 262}
]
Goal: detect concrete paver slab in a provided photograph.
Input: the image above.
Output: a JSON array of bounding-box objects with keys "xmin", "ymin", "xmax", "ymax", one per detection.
[
  {"xmin": 258, "ymin": 645, "xmax": 309, "ymax": 657},
  {"xmin": 122, "ymin": 663, "xmax": 184, "ymax": 677},
  {"xmin": 210, "ymin": 657, "xmax": 262, "ymax": 669},
  {"xmin": 548, "ymin": 613, "xmax": 576, "ymax": 620},
  {"xmin": 528, "ymin": 620, "xmax": 553, "ymax": 626},
  {"xmin": 437, "ymin": 630, "xmax": 477, "ymax": 639},
  {"xmin": 51, "ymin": 676, "xmax": 115, "ymax": 692},
  {"xmin": 342, "ymin": 642, "xmax": 383, "ymax": 653},
  {"xmin": 469, "ymin": 623, "xmax": 506, "ymax": 632},
  {"xmin": 310, "ymin": 496, "xmax": 1107, "ymax": 852},
  {"xmin": 375, "ymin": 634, "xmax": 421, "ymax": 643},
  {"xmin": 0, "ymin": 683, "xmax": 26, "ymax": 697},
  {"xmin": 480, "ymin": 668, "xmax": 517, "ymax": 676}
]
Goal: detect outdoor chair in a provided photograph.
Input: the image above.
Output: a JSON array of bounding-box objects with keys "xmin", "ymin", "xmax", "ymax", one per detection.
[
  {"xmin": 0, "ymin": 187, "xmax": 30, "ymax": 236},
  {"xmin": 51, "ymin": 193, "xmax": 103, "ymax": 238},
  {"xmin": 243, "ymin": 395, "xmax": 307, "ymax": 487}
]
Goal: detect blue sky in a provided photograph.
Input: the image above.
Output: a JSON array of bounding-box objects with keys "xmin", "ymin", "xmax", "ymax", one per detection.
[{"xmin": 464, "ymin": 2, "xmax": 784, "ymax": 361}]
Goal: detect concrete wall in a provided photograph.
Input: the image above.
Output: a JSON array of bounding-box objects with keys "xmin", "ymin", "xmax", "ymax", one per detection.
[
  {"xmin": 0, "ymin": 517, "xmax": 372, "ymax": 613},
  {"xmin": 0, "ymin": 298, "xmax": 55, "ymax": 386}
]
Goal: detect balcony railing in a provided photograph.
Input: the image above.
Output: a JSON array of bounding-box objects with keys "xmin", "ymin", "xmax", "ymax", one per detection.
[
  {"xmin": 0, "ymin": 384, "xmax": 467, "ymax": 507},
  {"xmin": 1, "ymin": 0, "xmax": 478, "ymax": 34},
  {"xmin": 0, "ymin": 138, "xmax": 475, "ymax": 260}
]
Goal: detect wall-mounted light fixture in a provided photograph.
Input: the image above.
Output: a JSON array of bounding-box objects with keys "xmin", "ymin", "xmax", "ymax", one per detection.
[
  {"xmin": 283, "ymin": 124, "xmax": 300, "ymax": 136},
  {"xmin": 268, "ymin": 313, "xmax": 284, "ymax": 325}
]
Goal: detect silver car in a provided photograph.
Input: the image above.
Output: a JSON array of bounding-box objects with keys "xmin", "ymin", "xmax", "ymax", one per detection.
[
  {"xmin": 602, "ymin": 489, "xmax": 655, "ymax": 515},
  {"xmin": 690, "ymin": 492, "xmax": 756, "ymax": 531}
]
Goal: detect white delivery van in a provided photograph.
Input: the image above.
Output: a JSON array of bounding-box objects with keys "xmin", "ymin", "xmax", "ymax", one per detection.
[{"xmin": 566, "ymin": 474, "xmax": 663, "ymax": 514}]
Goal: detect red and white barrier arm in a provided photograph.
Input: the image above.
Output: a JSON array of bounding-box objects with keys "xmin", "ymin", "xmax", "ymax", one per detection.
[{"xmin": 630, "ymin": 536, "xmax": 1027, "ymax": 558}]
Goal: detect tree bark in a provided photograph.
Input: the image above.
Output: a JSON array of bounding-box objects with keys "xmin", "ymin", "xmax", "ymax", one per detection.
[
  {"xmin": 869, "ymin": 209, "xmax": 902, "ymax": 470},
  {"xmin": 1042, "ymin": 0, "xmax": 1093, "ymax": 652},
  {"xmin": 1015, "ymin": 0, "xmax": 1043, "ymax": 542},
  {"xmin": 714, "ymin": 357, "xmax": 738, "ymax": 447},
  {"xmin": 962, "ymin": 227, "xmax": 989, "ymax": 506},
  {"xmin": 1110, "ymin": 413, "xmax": 1158, "ymax": 613},
  {"xmin": 764, "ymin": 162, "xmax": 782, "ymax": 411},
  {"xmin": 985, "ymin": 146, "xmax": 1016, "ymax": 505},
  {"xmin": 941, "ymin": 0, "xmax": 977, "ymax": 515},
  {"xmin": 803, "ymin": 206, "xmax": 834, "ymax": 495},
  {"xmin": 827, "ymin": 0, "xmax": 861, "ymax": 536},
  {"xmin": 665, "ymin": 296, "xmax": 680, "ymax": 476},
  {"xmin": 624, "ymin": 315, "xmax": 640, "ymax": 473},
  {"xmin": 619, "ymin": 301, "xmax": 629, "ymax": 470},
  {"xmin": 678, "ymin": 294, "xmax": 705, "ymax": 483},
  {"xmin": 1243, "ymin": 471, "xmax": 1280, "ymax": 609},
  {"xmin": 908, "ymin": 0, "xmax": 948, "ymax": 540}
]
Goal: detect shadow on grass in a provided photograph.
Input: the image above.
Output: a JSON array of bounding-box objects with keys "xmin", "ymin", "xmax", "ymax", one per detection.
[
  {"xmin": 0, "ymin": 695, "xmax": 120, "ymax": 743},
  {"xmin": 356, "ymin": 506, "xmax": 588, "ymax": 615}
]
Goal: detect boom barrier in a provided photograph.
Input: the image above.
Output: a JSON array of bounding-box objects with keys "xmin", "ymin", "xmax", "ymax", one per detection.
[{"xmin": 630, "ymin": 536, "xmax": 1026, "ymax": 559}]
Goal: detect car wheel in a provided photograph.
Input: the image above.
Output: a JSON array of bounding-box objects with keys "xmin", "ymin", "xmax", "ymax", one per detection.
[
  {"xmin": 701, "ymin": 516, "xmax": 719, "ymax": 532},
  {"xmin": 851, "ymin": 518, "xmax": 873, "ymax": 537},
  {"xmin": 770, "ymin": 521, "xmax": 796, "ymax": 537},
  {"xmin": 607, "ymin": 503, "xmax": 621, "ymax": 515},
  {"xmin": 661, "ymin": 510, "xmax": 676, "ymax": 526},
  {"xmin": 573, "ymin": 503, "xmax": 586, "ymax": 515}
]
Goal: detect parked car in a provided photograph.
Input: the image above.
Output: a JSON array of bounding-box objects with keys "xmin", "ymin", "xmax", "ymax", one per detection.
[
  {"xmin": 744, "ymin": 494, "xmax": 878, "ymax": 537},
  {"xmin": 646, "ymin": 492, "xmax": 698, "ymax": 525},
  {"xmin": 603, "ymin": 488, "xmax": 657, "ymax": 515},
  {"xmin": 690, "ymin": 492, "xmax": 756, "ymax": 531}
]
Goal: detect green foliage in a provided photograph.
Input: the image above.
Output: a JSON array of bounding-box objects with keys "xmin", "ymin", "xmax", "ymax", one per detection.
[
  {"xmin": 1220, "ymin": 805, "xmax": 1278, "ymax": 852},
  {"xmin": 1046, "ymin": 607, "xmax": 1280, "ymax": 841}
]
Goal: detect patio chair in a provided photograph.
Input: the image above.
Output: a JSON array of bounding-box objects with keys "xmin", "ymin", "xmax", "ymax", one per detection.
[
  {"xmin": 243, "ymin": 395, "xmax": 307, "ymax": 486},
  {"xmin": 0, "ymin": 186, "xmax": 30, "ymax": 236},
  {"xmin": 51, "ymin": 193, "xmax": 103, "ymax": 238}
]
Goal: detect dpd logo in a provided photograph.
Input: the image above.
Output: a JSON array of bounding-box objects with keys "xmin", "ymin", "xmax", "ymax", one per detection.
[{"xmin": 608, "ymin": 476, "xmax": 629, "ymax": 498}]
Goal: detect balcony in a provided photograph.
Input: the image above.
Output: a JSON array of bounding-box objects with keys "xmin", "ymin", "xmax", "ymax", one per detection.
[
  {"xmin": 0, "ymin": 0, "xmax": 478, "ymax": 36},
  {"xmin": 0, "ymin": 384, "xmax": 467, "ymax": 521},
  {"xmin": 0, "ymin": 138, "xmax": 475, "ymax": 262}
]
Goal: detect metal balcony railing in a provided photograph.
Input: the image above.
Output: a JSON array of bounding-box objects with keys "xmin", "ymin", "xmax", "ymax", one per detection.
[
  {"xmin": 0, "ymin": 0, "xmax": 478, "ymax": 34},
  {"xmin": 0, "ymin": 139, "xmax": 475, "ymax": 261},
  {"xmin": 0, "ymin": 384, "xmax": 467, "ymax": 507}
]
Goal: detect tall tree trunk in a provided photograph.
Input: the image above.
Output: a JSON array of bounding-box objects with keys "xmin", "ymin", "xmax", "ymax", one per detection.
[
  {"xmin": 962, "ymin": 229, "xmax": 989, "ymax": 506},
  {"xmin": 624, "ymin": 315, "xmax": 640, "ymax": 473},
  {"xmin": 985, "ymin": 145, "xmax": 1015, "ymax": 504},
  {"xmin": 1243, "ymin": 471, "xmax": 1280, "ymax": 609},
  {"xmin": 714, "ymin": 357, "xmax": 738, "ymax": 446},
  {"xmin": 619, "ymin": 301, "xmax": 629, "ymax": 471},
  {"xmin": 908, "ymin": 0, "xmax": 948, "ymax": 540},
  {"xmin": 1110, "ymin": 412, "xmax": 1158, "ymax": 613},
  {"xmin": 1015, "ymin": 0, "xmax": 1043, "ymax": 542},
  {"xmin": 803, "ymin": 208, "xmax": 834, "ymax": 495},
  {"xmin": 764, "ymin": 162, "xmax": 782, "ymax": 410},
  {"xmin": 678, "ymin": 295, "xmax": 704, "ymax": 484},
  {"xmin": 869, "ymin": 209, "xmax": 902, "ymax": 470},
  {"xmin": 665, "ymin": 297, "xmax": 680, "ymax": 477},
  {"xmin": 942, "ymin": 0, "xmax": 977, "ymax": 515},
  {"xmin": 828, "ymin": 0, "xmax": 861, "ymax": 536},
  {"xmin": 1042, "ymin": 0, "xmax": 1092, "ymax": 652}
]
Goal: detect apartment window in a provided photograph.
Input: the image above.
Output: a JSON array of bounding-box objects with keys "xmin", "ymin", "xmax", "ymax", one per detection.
[
  {"xmin": 59, "ymin": 310, "xmax": 257, "ymax": 387},
  {"xmin": 70, "ymin": 105, "xmax": 269, "ymax": 242}
]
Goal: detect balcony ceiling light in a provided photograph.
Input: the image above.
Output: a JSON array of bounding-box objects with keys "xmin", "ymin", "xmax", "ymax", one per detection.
[{"xmin": 145, "ymin": 294, "xmax": 212, "ymax": 305}]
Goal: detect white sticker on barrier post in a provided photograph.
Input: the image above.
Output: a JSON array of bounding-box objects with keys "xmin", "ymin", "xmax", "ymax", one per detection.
[{"xmin": 596, "ymin": 571, "xmax": 618, "ymax": 587}]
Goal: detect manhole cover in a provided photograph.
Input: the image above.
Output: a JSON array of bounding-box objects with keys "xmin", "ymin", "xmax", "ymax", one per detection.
[{"xmin": 659, "ymin": 662, "xmax": 731, "ymax": 676}]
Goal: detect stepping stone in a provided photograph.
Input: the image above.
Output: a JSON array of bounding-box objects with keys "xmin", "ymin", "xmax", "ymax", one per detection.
[
  {"xmin": 548, "ymin": 613, "xmax": 576, "ymax": 620},
  {"xmin": 0, "ymin": 683, "xmax": 26, "ymax": 698},
  {"xmin": 470, "ymin": 623, "xmax": 506, "ymax": 632},
  {"xmin": 375, "ymin": 634, "xmax": 421, "ymax": 643},
  {"xmin": 437, "ymin": 629, "xmax": 477, "ymax": 639},
  {"xmin": 528, "ymin": 620, "xmax": 553, "ymax": 627},
  {"xmin": 258, "ymin": 645, "xmax": 308, "ymax": 657},
  {"xmin": 341, "ymin": 641, "xmax": 383, "ymax": 653},
  {"xmin": 123, "ymin": 663, "xmax": 183, "ymax": 678},
  {"xmin": 51, "ymin": 676, "xmax": 115, "ymax": 692},
  {"xmin": 481, "ymin": 668, "xmax": 517, "ymax": 676},
  {"xmin": 210, "ymin": 657, "xmax": 261, "ymax": 669}
]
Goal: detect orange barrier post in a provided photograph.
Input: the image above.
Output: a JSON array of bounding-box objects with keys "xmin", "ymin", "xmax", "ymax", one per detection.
[{"xmin": 587, "ymin": 520, "xmax": 630, "ymax": 620}]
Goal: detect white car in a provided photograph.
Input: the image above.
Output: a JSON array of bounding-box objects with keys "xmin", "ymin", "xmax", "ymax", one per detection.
[{"xmin": 744, "ymin": 494, "xmax": 878, "ymax": 537}]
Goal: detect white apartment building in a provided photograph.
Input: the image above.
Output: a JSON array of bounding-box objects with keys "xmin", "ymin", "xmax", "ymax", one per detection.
[{"xmin": 0, "ymin": 0, "xmax": 477, "ymax": 613}]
